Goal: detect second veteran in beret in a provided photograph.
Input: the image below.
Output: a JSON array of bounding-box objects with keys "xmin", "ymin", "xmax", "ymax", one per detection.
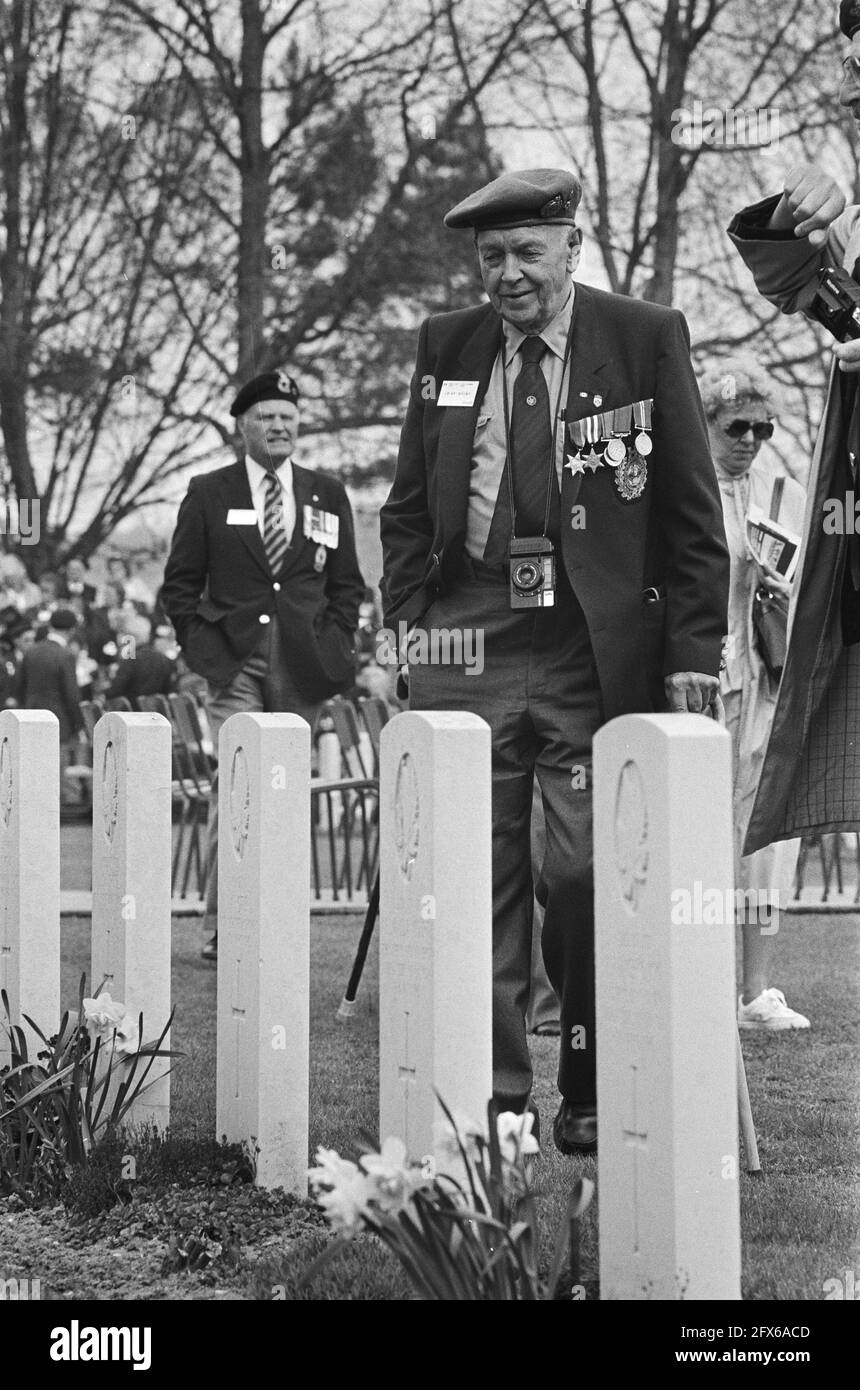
[
  {"xmin": 163, "ymin": 369, "xmax": 365, "ymax": 959},
  {"xmin": 380, "ymin": 168, "xmax": 729, "ymax": 1154}
]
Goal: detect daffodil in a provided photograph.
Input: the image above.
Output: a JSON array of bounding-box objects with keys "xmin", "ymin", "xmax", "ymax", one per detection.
[
  {"xmin": 496, "ymin": 1110, "xmax": 540, "ymax": 1163},
  {"xmin": 360, "ymin": 1137, "xmax": 428, "ymax": 1216},
  {"xmin": 82, "ymin": 994, "xmax": 139, "ymax": 1055}
]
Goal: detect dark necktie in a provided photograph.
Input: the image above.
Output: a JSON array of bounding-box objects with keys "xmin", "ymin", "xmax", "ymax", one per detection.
[
  {"xmin": 262, "ymin": 470, "xmax": 289, "ymax": 575},
  {"xmin": 511, "ymin": 336, "xmax": 556, "ymax": 536}
]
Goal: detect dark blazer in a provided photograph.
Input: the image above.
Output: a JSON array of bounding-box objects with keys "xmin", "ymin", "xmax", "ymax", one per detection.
[
  {"xmin": 106, "ymin": 645, "xmax": 176, "ymax": 701},
  {"xmin": 728, "ymin": 193, "xmax": 860, "ymax": 850},
  {"xmin": 161, "ymin": 460, "xmax": 365, "ymax": 699},
  {"xmin": 380, "ymin": 283, "xmax": 729, "ymax": 721},
  {"xmin": 14, "ymin": 637, "xmax": 83, "ymax": 742}
]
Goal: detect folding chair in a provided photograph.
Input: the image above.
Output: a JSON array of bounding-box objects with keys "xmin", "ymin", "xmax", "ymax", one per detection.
[
  {"xmin": 167, "ymin": 693, "xmax": 213, "ymax": 898},
  {"xmin": 356, "ymin": 695, "xmax": 391, "ymax": 775},
  {"xmin": 312, "ymin": 697, "xmax": 378, "ymax": 901},
  {"xmin": 105, "ymin": 696, "xmax": 134, "ymax": 712}
]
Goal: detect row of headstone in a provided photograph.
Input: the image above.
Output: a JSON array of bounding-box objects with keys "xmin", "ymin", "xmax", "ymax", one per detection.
[
  {"xmin": 213, "ymin": 707, "xmax": 742, "ymax": 1299},
  {"xmin": 0, "ymin": 704, "xmax": 741, "ymax": 1298},
  {"xmin": 0, "ymin": 709, "xmax": 172, "ymax": 1127}
]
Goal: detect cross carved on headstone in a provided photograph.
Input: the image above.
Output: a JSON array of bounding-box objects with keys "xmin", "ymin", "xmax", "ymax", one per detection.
[
  {"xmin": 101, "ymin": 915, "xmax": 114, "ymax": 991},
  {"xmin": 398, "ymin": 1009, "xmax": 417, "ymax": 1135},
  {"xmin": 232, "ymin": 958, "xmax": 246, "ymax": 1101},
  {"xmin": 622, "ymin": 1063, "xmax": 648, "ymax": 1255}
]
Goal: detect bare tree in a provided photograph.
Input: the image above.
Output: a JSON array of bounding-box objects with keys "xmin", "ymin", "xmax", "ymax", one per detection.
[
  {"xmin": 0, "ymin": 1, "xmax": 226, "ymax": 570},
  {"xmin": 513, "ymin": 0, "xmax": 850, "ymax": 469}
]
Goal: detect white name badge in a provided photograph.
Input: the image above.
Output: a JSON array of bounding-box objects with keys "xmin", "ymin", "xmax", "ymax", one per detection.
[
  {"xmin": 303, "ymin": 504, "xmax": 339, "ymax": 547},
  {"xmin": 226, "ymin": 509, "xmax": 258, "ymax": 525},
  {"xmin": 437, "ymin": 379, "xmax": 479, "ymax": 407}
]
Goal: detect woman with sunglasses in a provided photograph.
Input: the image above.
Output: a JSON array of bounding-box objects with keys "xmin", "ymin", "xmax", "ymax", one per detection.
[{"xmin": 700, "ymin": 361, "xmax": 811, "ymax": 1031}]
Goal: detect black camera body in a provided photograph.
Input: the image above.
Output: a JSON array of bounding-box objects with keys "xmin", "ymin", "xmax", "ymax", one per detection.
[
  {"xmin": 810, "ymin": 266, "xmax": 860, "ymax": 342},
  {"xmin": 509, "ymin": 536, "xmax": 556, "ymax": 609}
]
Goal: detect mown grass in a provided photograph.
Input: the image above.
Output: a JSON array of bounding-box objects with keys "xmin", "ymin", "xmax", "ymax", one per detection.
[{"xmin": 58, "ymin": 908, "xmax": 859, "ymax": 1300}]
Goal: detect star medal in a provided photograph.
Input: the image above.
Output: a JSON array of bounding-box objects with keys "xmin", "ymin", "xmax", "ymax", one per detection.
[
  {"xmin": 582, "ymin": 448, "xmax": 603, "ymax": 472},
  {"xmin": 313, "ymin": 543, "xmax": 327, "ymax": 572},
  {"xmin": 615, "ymin": 443, "xmax": 647, "ymax": 500},
  {"xmin": 633, "ymin": 398, "xmax": 653, "ymax": 456},
  {"xmin": 565, "ymin": 453, "xmax": 586, "ymax": 477}
]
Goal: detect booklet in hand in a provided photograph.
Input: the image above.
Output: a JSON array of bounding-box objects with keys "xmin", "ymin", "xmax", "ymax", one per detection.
[{"xmin": 746, "ymin": 505, "xmax": 801, "ymax": 581}]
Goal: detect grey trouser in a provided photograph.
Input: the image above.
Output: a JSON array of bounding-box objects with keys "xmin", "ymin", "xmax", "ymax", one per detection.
[{"xmin": 409, "ymin": 555, "xmax": 602, "ymax": 1107}]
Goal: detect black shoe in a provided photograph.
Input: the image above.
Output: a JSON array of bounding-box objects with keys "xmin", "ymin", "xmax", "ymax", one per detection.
[
  {"xmin": 552, "ymin": 1100, "xmax": 597, "ymax": 1156},
  {"xmin": 201, "ymin": 934, "xmax": 218, "ymax": 961}
]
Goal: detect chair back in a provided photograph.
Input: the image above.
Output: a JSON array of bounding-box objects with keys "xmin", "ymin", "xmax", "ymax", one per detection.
[
  {"xmin": 357, "ymin": 696, "xmax": 390, "ymax": 773},
  {"xmin": 326, "ymin": 696, "xmax": 372, "ymax": 779}
]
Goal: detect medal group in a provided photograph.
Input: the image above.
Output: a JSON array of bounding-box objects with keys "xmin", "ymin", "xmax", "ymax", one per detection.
[{"xmin": 565, "ymin": 398, "xmax": 654, "ymax": 500}]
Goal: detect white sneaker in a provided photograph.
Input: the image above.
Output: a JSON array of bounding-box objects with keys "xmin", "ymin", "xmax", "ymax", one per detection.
[{"xmin": 738, "ymin": 988, "xmax": 810, "ymax": 1030}]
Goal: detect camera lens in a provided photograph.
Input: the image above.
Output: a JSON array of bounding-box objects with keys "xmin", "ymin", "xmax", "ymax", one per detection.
[{"xmin": 513, "ymin": 561, "xmax": 541, "ymax": 592}]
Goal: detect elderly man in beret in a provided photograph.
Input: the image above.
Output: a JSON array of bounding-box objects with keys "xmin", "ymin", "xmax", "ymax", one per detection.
[
  {"xmin": 727, "ymin": 0, "xmax": 860, "ymax": 858},
  {"xmin": 381, "ymin": 169, "xmax": 729, "ymax": 1153},
  {"xmin": 163, "ymin": 371, "xmax": 365, "ymax": 959}
]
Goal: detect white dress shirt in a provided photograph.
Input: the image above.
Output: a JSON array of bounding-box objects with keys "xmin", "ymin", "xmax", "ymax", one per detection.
[{"xmin": 245, "ymin": 456, "xmax": 296, "ymax": 544}]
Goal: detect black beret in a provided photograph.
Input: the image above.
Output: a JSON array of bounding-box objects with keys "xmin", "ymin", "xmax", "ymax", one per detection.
[
  {"xmin": 444, "ymin": 168, "xmax": 582, "ymax": 232},
  {"xmin": 50, "ymin": 608, "xmax": 78, "ymax": 631},
  {"xmin": 841, "ymin": 0, "xmax": 860, "ymax": 37},
  {"xmin": 230, "ymin": 369, "xmax": 300, "ymax": 418}
]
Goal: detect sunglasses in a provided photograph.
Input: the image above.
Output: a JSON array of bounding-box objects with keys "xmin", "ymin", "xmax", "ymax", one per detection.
[
  {"xmin": 724, "ymin": 419, "xmax": 774, "ymax": 441},
  {"xmin": 842, "ymin": 55, "xmax": 860, "ymax": 83}
]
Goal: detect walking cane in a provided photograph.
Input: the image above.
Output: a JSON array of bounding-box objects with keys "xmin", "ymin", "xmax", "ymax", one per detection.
[
  {"xmin": 736, "ymin": 1029, "xmax": 761, "ymax": 1173},
  {"xmin": 336, "ymin": 869, "xmax": 380, "ymax": 1020}
]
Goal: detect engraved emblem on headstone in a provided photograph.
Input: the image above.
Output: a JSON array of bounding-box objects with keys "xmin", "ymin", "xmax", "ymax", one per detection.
[
  {"xmin": 0, "ymin": 737, "xmax": 11, "ymax": 829},
  {"xmin": 614, "ymin": 758, "xmax": 649, "ymax": 913},
  {"xmin": 102, "ymin": 739, "xmax": 119, "ymax": 844},
  {"xmin": 229, "ymin": 745, "xmax": 251, "ymax": 860},
  {"xmin": 393, "ymin": 751, "xmax": 420, "ymax": 880}
]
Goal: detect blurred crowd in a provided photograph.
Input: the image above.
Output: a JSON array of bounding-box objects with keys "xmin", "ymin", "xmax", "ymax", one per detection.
[
  {"xmin": 0, "ymin": 550, "xmax": 186, "ymax": 711},
  {"xmin": 0, "ymin": 548, "xmax": 400, "ymax": 730}
]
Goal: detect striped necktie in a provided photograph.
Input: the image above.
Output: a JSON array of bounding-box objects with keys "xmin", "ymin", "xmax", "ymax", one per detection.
[{"xmin": 262, "ymin": 470, "xmax": 289, "ymax": 575}]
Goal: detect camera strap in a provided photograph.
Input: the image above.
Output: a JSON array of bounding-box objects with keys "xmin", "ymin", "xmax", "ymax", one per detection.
[{"xmin": 500, "ymin": 311, "xmax": 574, "ymax": 541}]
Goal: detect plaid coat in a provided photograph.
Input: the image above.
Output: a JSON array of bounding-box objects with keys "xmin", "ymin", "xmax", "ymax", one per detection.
[{"xmin": 729, "ymin": 194, "xmax": 860, "ymax": 852}]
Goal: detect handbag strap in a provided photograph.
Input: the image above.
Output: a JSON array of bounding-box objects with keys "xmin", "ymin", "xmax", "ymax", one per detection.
[{"xmin": 769, "ymin": 475, "xmax": 784, "ymax": 522}]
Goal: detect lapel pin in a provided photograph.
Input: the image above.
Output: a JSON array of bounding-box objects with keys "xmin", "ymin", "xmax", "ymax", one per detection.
[{"xmin": 593, "ymin": 394, "xmax": 603, "ymax": 407}]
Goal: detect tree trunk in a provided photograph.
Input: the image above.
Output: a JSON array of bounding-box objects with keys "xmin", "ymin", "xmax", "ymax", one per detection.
[
  {"xmin": 236, "ymin": 0, "xmax": 269, "ymax": 384},
  {"xmin": 0, "ymin": 0, "xmax": 39, "ymax": 513},
  {"xmin": 643, "ymin": 0, "xmax": 689, "ymax": 306}
]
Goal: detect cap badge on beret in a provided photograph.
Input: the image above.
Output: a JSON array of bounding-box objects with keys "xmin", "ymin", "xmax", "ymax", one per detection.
[
  {"xmin": 230, "ymin": 369, "xmax": 300, "ymax": 418},
  {"xmin": 444, "ymin": 168, "xmax": 582, "ymax": 232}
]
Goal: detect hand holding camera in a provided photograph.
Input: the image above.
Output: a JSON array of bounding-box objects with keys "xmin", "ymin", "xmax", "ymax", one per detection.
[{"xmin": 769, "ymin": 165, "xmax": 846, "ymax": 246}]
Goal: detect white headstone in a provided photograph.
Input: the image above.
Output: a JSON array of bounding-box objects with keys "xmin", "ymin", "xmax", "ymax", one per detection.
[
  {"xmin": 594, "ymin": 712, "xmax": 741, "ymax": 1300},
  {"xmin": 216, "ymin": 713, "xmax": 310, "ymax": 1191},
  {"xmin": 92, "ymin": 712, "xmax": 172, "ymax": 1130},
  {"xmin": 0, "ymin": 711, "xmax": 60, "ymax": 1068},
  {"xmin": 379, "ymin": 711, "xmax": 493, "ymax": 1166}
]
